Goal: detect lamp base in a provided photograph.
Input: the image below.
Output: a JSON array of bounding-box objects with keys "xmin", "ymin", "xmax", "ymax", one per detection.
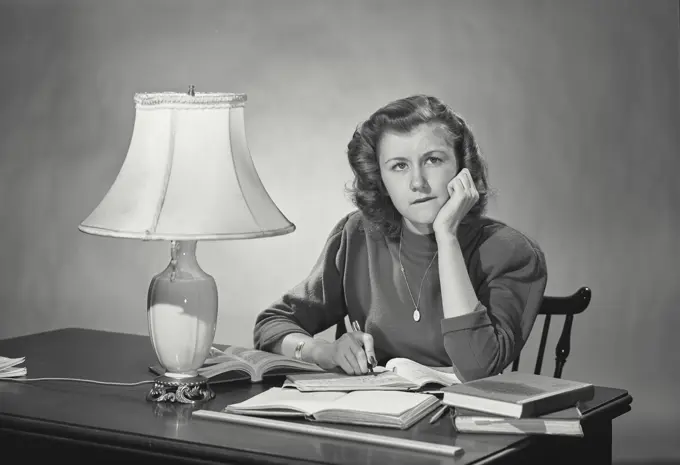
[
  {"xmin": 146, "ymin": 375, "xmax": 215, "ymax": 404},
  {"xmin": 146, "ymin": 240, "xmax": 218, "ymax": 404}
]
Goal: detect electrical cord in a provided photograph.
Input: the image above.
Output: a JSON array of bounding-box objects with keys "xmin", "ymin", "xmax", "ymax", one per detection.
[
  {"xmin": 0, "ymin": 377, "xmax": 155, "ymax": 386},
  {"xmin": 0, "ymin": 346, "xmax": 228, "ymax": 387}
]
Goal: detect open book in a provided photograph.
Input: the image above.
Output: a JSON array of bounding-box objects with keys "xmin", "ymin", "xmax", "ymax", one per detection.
[
  {"xmin": 282, "ymin": 357, "xmax": 461, "ymax": 392},
  {"xmin": 221, "ymin": 386, "xmax": 441, "ymax": 429},
  {"xmin": 149, "ymin": 346, "xmax": 325, "ymax": 383}
]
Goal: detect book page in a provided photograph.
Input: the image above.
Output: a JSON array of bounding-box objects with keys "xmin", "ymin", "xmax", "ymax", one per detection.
[
  {"xmin": 0, "ymin": 366, "xmax": 27, "ymax": 378},
  {"xmin": 284, "ymin": 370, "xmax": 418, "ymax": 392},
  {"xmin": 0, "ymin": 356, "xmax": 25, "ymax": 371},
  {"xmin": 199, "ymin": 359, "xmax": 253, "ymax": 379},
  {"xmin": 225, "ymin": 346, "xmax": 274, "ymax": 366},
  {"xmin": 386, "ymin": 358, "xmax": 461, "ymax": 387},
  {"xmin": 204, "ymin": 346, "xmax": 240, "ymax": 364},
  {"xmin": 325, "ymin": 390, "xmax": 435, "ymax": 416},
  {"xmin": 226, "ymin": 387, "xmax": 346, "ymax": 416},
  {"xmin": 0, "ymin": 356, "xmax": 26, "ymax": 378},
  {"xmin": 206, "ymin": 346, "xmax": 285, "ymax": 374},
  {"xmin": 209, "ymin": 346, "xmax": 321, "ymax": 375}
]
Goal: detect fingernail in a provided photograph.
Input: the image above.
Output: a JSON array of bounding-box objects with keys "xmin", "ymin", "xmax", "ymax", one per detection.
[{"xmin": 370, "ymin": 356, "xmax": 377, "ymax": 367}]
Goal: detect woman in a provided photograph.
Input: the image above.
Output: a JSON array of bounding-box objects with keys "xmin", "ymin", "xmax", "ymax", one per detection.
[{"xmin": 253, "ymin": 95, "xmax": 547, "ymax": 382}]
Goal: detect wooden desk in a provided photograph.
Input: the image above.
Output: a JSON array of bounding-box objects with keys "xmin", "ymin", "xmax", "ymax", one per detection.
[{"xmin": 0, "ymin": 328, "xmax": 631, "ymax": 465}]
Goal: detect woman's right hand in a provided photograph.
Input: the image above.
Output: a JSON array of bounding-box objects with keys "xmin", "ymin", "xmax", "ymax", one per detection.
[{"xmin": 312, "ymin": 332, "xmax": 376, "ymax": 375}]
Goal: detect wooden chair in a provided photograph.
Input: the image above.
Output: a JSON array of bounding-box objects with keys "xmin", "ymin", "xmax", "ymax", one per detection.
[
  {"xmin": 334, "ymin": 286, "xmax": 592, "ymax": 379},
  {"xmin": 512, "ymin": 286, "xmax": 591, "ymax": 378}
]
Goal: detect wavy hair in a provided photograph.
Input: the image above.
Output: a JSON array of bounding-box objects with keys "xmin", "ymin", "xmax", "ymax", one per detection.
[{"xmin": 346, "ymin": 94, "xmax": 490, "ymax": 240}]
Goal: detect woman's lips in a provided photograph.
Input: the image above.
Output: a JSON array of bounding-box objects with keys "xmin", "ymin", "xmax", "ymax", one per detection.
[{"xmin": 411, "ymin": 196, "xmax": 435, "ymax": 204}]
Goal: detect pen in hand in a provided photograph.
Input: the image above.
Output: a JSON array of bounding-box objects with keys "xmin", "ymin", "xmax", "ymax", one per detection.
[{"xmin": 351, "ymin": 320, "xmax": 377, "ymax": 376}]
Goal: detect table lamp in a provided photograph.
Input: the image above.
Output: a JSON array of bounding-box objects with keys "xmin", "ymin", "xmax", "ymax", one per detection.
[{"xmin": 78, "ymin": 87, "xmax": 295, "ymax": 403}]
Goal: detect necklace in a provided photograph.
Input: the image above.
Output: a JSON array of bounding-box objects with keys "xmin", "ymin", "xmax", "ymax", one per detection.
[{"xmin": 398, "ymin": 229, "xmax": 438, "ymax": 322}]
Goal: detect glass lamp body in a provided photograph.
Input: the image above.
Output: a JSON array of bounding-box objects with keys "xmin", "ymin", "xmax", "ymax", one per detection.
[{"xmin": 147, "ymin": 240, "xmax": 217, "ymax": 378}]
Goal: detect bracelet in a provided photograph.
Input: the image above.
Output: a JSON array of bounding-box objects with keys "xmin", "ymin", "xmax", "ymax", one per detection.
[{"xmin": 294, "ymin": 340, "xmax": 306, "ymax": 361}]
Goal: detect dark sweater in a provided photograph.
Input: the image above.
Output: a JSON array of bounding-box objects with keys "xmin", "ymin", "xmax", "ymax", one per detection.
[{"xmin": 253, "ymin": 210, "xmax": 548, "ymax": 381}]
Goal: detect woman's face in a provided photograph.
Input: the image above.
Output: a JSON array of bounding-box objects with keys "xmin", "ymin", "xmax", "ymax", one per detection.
[{"xmin": 378, "ymin": 122, "xmax": 459, "ymax": 235}]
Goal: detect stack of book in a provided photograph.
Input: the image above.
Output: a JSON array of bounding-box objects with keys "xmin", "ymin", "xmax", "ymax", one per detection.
[{"xmin": 438, "ymin": 371, "xmax": 597, "ymax": 437}]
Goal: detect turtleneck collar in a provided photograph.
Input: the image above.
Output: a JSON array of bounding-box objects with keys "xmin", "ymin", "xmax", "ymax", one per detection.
[{"xmin": 400, "ymin": 223, "xmax": 438, "ymax": 256}]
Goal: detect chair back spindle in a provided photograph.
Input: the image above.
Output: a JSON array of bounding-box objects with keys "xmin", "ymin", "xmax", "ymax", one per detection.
[{"xmin": 534, "ymin": 313, "xmax": 552, "ymax": 375}]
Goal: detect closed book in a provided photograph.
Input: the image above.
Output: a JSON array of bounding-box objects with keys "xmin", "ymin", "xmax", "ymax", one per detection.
[
  {"xmin": 452, "ymin": 386, "xmax": 627, "ymax": 436},
  {"xmin": 221, "ymin": 387, "xmax": 441, "ymax": 429},
  {"xmin": 440, "ymin": 371, "xmax": 594, "ymax": 419},
  {"xmin": 453, "ymin": 405, "xmax": 585, "ymax": 436}
]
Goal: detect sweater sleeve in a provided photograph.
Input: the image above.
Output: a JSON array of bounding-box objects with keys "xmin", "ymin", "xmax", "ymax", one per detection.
[
  {"xmin": 253, "ymin": 216, "xmax": 350, "ymax": 352},
  {"xmin": 440, "ymin": 229, "xmax": 548, "ymax": 381}
]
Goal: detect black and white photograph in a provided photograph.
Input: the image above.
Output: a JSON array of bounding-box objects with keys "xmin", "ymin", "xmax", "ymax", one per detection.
[{"xmin": 0, "ymin": 1, "xmax": 677, "ymax": 464}]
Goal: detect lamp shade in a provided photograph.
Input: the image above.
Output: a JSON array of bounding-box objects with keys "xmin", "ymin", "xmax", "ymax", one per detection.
[{"xmin": 79, "ymin": 92, "xmax": 295, "ymax": 241}]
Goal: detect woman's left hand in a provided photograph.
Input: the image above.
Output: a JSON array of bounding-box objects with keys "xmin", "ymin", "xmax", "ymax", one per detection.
[{"xmin": 432, "ymin": 168, "xmax": 479, "ymax": 237}]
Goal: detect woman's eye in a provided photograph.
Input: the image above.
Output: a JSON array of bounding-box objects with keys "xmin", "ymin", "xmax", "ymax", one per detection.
[
  {"xmin": 392, "ymin": 162, "xmax": 407, "ymax": 171},
  {"xmin": 426, "ymin": 156, "xmax": 442, "ymax": 165}
]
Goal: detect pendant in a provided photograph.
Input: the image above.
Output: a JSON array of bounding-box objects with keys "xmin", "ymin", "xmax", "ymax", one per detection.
[{"xmin": 413, "ymin": 309, "xmax": 421, "ymax": 322}]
